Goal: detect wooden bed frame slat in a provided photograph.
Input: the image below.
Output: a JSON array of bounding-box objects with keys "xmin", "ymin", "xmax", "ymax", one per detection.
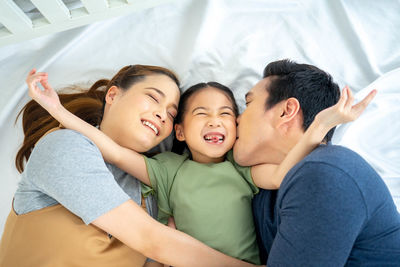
[
  {"xmin": 0, "ymin": 0, "xmax": 176, "ymax": 48},
  {"xmin": 30, "ymin": 0, "xmax": 71, "ymax": 24},
  {"xmin": 0, "ymin": 0, "xmax": 32, "ymax": 34},
  {"xmin": 81, "ymin": 0, "xmax": 108, "ymax": 14}
]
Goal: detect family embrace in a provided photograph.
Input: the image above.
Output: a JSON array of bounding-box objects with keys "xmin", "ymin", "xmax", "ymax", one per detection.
[{"xmin": 0, "ymin": 60, "xmax": 399, "ymax": 266}]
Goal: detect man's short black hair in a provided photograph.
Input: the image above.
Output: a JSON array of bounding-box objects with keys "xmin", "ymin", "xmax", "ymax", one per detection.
[{"xmin": 263, "ymin": 59, "xmax": 340, "ymax": 142}]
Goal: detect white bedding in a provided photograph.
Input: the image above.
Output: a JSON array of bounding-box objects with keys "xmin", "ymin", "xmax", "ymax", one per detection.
[{"xmin": 1, "ymin": 0, "xmax": 399, "ymax": 235}]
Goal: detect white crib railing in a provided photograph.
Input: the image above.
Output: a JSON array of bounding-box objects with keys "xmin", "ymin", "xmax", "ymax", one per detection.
[{"xmin": 0, "ymin": 0, "xmax": 176, "ymax": 47}]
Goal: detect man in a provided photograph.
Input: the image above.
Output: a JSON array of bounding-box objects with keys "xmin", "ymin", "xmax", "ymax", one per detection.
[{"xmin": 234, "ymin": 59, "xmax": 400, "ymax": 266}]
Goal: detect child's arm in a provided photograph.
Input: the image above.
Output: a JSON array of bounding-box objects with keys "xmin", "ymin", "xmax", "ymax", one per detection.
[
  {"xmin": 26, "ymin": 69, "xmax": 151, "ymax": 186},
  {"xmin": 251, "ymin": 86, "xmax": 377, "ymax": 189}
]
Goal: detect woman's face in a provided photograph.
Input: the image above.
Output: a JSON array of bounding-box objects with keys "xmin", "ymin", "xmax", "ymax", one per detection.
[
  {"xmin": 101, "ymin": 74, "xmax": 180, "ymax": 152},
  {"xmin": 175, "ymin": 87, "xmax": 237, "ymax": 163}
]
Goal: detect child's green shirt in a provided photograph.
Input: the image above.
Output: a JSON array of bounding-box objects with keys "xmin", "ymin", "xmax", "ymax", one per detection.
[{"xmin": 142, "ymin": 151, "xmax": 260, "ymax": 264}]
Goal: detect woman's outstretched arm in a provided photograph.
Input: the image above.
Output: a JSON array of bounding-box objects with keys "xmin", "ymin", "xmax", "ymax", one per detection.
[{"xmin": 93, "ymin": 200, "xmax": 260, "ymax": 267}]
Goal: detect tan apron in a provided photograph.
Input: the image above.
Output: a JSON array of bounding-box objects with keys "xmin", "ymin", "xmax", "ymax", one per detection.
[{"xmin": 0, "ymin": 198, "xmax": 148, "ymax": 267}]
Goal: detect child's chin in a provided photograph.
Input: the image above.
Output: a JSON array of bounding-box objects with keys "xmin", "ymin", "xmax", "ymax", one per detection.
[{"xmin": 208, "ymin": 150, "xmax": 230, "ymax": 159}]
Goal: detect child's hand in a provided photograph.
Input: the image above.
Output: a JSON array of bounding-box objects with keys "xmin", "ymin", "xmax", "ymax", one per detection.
[
  {"xmin": 26, "ymin": 69, "xmax": 61, "ymax": 112},
  {"xmin": 167, "ymin": 217, "xmax": 176, "ymax": 229},
  {"xmin": 315, "ymin": 86, "xmax": 377, "ymax": 129}
]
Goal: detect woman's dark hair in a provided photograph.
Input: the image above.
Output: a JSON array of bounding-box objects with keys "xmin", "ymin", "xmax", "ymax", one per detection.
[
  {"xmin": 263, "ymin": 59, "xmax": 340, "ymax": 142},
  {"xmin": 171, "ymin": 82, "xmax": 238, "ymax": 154},
  {"xmin": 15, "ymin": 65, "xmax": 179, "ymax": 173}
]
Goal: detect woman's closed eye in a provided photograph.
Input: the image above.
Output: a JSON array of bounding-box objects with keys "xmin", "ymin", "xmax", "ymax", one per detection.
[
  {"xmin": 221, "ymin": 112, "xmax": 234, "ymax": 116},
  {"xmin": 147, "ymin": 94, "xmax": 159, "ymax": 103},
  {"xmin": 168, "ymin": 112, "xmax": 176, "ymax": 120}
]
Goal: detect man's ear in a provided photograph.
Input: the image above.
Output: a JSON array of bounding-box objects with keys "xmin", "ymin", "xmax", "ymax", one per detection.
[
  {"xmin": 175, "ymin": 124, "xmax": 185, "ymax": 141},
  {"xmin": 278, "ymin": 97, "xmax": 301, "ymax": 125},
  {"xmin": 105, "ymin": 86, "xmax": 121, "ymax": 104}
]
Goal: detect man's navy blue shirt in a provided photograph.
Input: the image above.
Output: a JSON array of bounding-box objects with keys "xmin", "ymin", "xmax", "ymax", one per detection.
[{"xmin": 253, "ymin": 144, "xmax": 400, "ymax": 266}]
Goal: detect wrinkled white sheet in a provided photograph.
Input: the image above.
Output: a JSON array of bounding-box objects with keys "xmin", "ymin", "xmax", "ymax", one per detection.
[{"xmin": 0, "ymin": 0, "xmax": 399, "ymax": 235}]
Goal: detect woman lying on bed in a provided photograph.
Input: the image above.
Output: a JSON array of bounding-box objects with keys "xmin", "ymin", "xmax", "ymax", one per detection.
[{"xmin": 0, "ymin": 65, "xmax": 260, "ymax": 267}]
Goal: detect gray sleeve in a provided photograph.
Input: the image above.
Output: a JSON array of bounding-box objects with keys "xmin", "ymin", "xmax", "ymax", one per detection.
[{"xmin": 25, "ymin": 129, "xmax": 130, "ymax": 224}]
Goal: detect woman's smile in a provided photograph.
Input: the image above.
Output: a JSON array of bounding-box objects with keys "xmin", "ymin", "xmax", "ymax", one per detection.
[{"xmin": 141, "ymin": 119, "xmax": 160, "ymax": 136}]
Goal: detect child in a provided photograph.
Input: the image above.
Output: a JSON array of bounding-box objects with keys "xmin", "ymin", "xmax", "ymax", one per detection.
[{"xmin": 27, "ymin": 71, "xmax": 375, "ymax": 264}]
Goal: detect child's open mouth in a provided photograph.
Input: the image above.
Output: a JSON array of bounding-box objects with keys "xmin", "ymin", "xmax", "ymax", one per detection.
[{"xmin": 204, "ymin": 133, "xmax": 225, "ymax": 144}]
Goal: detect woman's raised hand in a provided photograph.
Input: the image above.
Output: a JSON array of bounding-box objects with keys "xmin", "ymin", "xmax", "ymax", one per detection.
[
  {"xmin": 315, "ymin": 86, "xmax": 377, "ymax": 129},
  {"xmin": 26, "ymin": 69, "xmax": 61, "ymax": 112}
]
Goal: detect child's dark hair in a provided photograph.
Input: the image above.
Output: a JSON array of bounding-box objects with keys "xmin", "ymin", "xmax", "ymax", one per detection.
[{"xmin": 171, "ymin": 82, "xmax": 238, "ymax": 154}]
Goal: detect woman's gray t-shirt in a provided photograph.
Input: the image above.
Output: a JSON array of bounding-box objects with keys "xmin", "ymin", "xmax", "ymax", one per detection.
[{"xmin": 13, "ymin": 129, "xmax": 157, "ymax": 224}]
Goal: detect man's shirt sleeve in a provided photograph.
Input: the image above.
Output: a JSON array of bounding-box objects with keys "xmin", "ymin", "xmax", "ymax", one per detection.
[{"xmin": 268, "ymin": 161, "xmax": 367, "ymax": 267}]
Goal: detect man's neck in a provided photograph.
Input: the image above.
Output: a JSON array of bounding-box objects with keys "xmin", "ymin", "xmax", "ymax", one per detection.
[{"xmin": 280, "ymin": 129, "xmax": 305, "ymax": 161}]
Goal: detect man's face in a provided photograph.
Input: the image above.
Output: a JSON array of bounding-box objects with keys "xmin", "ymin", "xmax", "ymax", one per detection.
[{"xmin": 233, "ymin": 77, "xmax": 285, "ymax": 166}]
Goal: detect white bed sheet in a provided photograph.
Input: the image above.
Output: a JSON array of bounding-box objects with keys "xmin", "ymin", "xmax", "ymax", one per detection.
[{"xmin": 0, "ymin": 0, "xmax": 399, "ymax": 235}]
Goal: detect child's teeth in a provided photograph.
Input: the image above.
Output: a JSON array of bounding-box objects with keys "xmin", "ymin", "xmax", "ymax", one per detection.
[{"xmin": 204, "ymin": 134, "xmax": 224, "ymax": 143}]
